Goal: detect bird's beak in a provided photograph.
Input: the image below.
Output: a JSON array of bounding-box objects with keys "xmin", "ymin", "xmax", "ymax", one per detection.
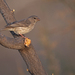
[{"xmin": 37, "ymin": 18, "xmax": 40, "ymax": 21}]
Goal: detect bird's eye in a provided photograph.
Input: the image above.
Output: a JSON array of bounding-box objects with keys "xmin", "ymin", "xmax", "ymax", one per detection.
[{"xmin": 34, "ymin": 18, "xmax": 36, "ymax": 19}]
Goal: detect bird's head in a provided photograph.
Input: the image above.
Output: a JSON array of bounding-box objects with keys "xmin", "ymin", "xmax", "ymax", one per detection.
[{"xmin": 28, "ymin": 15, "xmax": 40, "ymax": 23}]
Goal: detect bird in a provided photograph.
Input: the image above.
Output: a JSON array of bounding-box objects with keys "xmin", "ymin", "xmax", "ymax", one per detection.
[
  {"xmin": 1, "ymin": 15, "xmax": 40, "ymax": 38},
  {"xmin": 1, "ymin": 15, "xmax": 40, "ymax": 47}
]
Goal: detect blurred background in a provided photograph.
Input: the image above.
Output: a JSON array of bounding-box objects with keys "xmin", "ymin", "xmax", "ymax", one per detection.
[{"xmin": 0, "ymin": 0, "xmax": 75, "ymax": 75}]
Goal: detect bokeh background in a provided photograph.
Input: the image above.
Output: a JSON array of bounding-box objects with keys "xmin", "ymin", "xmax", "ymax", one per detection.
[{"xmin": 0, "ymin": 0, "xmax": 75, "ymax": 75}]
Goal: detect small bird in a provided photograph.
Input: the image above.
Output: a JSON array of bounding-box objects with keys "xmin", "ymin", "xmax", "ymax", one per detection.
[
  {"xmin": 1, "ymin": 15, "xmax": 40, "ymax": 47},
  {"xmin": 1, "ymin": 15, "xmax": 40, "ymax": 38}
]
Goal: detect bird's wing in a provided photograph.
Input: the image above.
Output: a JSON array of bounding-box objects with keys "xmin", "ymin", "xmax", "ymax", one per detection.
[{"xmin": 5, "ymin": 19, "xmax": 31, "ymax": 28}]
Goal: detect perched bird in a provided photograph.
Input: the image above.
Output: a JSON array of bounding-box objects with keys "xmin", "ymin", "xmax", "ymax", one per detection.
[
  {"xmin": 1, "ymin": 15, "xmax": 40, "ymax": 37},
  {"xmin": 1, "ymin": 15, "xmax": 40, "ymax": 47}
]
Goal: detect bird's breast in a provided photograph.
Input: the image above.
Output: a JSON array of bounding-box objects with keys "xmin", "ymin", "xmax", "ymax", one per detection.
[{"xmin": 14, "ymin": 25, "xmax": 34, "ymax": 34}]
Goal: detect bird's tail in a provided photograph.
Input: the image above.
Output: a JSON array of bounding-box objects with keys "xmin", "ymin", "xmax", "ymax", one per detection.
[{"xmin": 0, "ymin": 28, "xmax": 8, "ymax": 32}]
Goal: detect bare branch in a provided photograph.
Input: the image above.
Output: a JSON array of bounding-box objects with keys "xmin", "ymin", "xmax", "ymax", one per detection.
[
  {"xmin": 0, "ymin": 33, "xmax": 25, "ymax": 49},
  {"xmin": 19, "ymin": 48, "xmax": 47, "ymax": 75},
  {"xmin": 0, "ymin": 0, "xmax": 16, "ymax": 24}
]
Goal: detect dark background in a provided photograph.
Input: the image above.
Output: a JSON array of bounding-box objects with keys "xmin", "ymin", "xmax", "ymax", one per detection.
[{"xmin": 0, "ymin": 0, "xmax": 75, "ymax": 75}]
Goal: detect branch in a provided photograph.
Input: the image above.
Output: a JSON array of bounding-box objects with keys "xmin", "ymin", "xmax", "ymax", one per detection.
[
  {"xmin": 0, "ymin": 33, "xmax": 25, "ymax": 49},
  {"xmin": 0, "ymin": 0, "xmax": 48, "ymax": 75},
  {"xmin": 0, "ymin": 0, "xmax": 16, "ymax": 24}
]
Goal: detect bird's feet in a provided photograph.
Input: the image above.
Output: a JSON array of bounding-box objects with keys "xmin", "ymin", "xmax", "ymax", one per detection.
[
  {"xmin": 20, "ymin": 34, "xmax": 31, "ymax": 47},
  {"xmin": 19, "ymin": 34, "xmax": 25, "ymax": 38}
]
